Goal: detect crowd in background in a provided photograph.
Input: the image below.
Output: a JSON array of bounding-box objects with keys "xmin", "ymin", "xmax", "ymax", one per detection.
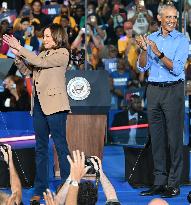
[
  {"xmin": 0, "ymin": 0, "xmax": 190, "ymax": 149},
  {"xmin": 0, "ymin": 0, "xmax": 190, "ymax": 112},
  {"xmin": 0, "ymin": 1, "xmax": 190, "ymax": 204}
]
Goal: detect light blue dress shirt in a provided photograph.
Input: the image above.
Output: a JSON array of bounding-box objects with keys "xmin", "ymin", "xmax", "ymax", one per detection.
[{"xmin": 137, "ymin": 29, "xmax": 189, "ymax": 82}]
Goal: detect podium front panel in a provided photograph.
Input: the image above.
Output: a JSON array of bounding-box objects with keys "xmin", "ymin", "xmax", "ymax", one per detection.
[{"xmin": 66, "ymin": 70, "xmax": 111, "ymax": 114}]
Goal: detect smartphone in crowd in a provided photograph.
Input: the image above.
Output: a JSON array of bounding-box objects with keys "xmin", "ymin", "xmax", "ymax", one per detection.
[
  {"xmin": 90, "ymin": 15, "xmax": 96, "ymax": 23},
  {"xmin": 26, "ymin": 26, "xmax": 33, "ymax": 35},
  {"xmin": 2, "ymin": 2, "xmax": 7, "ymax": 10},
  {"xmin": 11, "ymin": 83, "xmax": 16, "ymax": 89},
  {"xmin": 81, "ymin": 28, "xmax": 85, "ymax": 33},
  {"xmin": 139, "ymin": 0, "xmax": 145, "ymax": 7}
]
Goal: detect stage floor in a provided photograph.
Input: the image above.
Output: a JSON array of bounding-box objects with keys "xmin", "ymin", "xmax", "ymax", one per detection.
[{"xmin": 0, "ymin": 145, "xmax": 191, "ymax": 205}]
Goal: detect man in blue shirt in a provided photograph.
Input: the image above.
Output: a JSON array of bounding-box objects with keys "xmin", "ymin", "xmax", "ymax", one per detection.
[{"xmin": 136, "ymin": 4, "xmax": 189, "ymax": 198}]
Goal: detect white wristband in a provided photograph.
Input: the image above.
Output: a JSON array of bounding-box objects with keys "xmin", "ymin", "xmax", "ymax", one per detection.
[{"xmin": 66, "ymin": 176, "xmax": 71, "ymax": 184}]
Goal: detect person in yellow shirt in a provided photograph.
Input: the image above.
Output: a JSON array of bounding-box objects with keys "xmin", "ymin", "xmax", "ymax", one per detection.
[
  {"xmin": 53, "ymin": 4, "xmax": 78, "ymax": 31},
  {"xmin": 118, "ymin": 21, "xmax": 138, "ymax": 70}
]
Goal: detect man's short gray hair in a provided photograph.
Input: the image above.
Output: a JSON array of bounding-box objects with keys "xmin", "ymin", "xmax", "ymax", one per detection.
[{"xmin": 158, "ymin": 4, "xmax": 177, "ymax": 16}]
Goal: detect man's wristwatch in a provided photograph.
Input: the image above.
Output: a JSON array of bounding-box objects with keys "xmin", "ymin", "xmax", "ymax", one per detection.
[
  {"xmin": 158, "ymin": 52, "xmax": 164, "ymax": 59},
  {"xmin": 69, "ymin": 180, "xmax": 79, "ymax": 187}
]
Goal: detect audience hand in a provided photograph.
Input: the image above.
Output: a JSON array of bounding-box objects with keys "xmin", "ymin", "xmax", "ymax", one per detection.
[
  {"xmin": 67, "ymin": 150, "xmax": 90, "ymax": 182},
  {"xmin": 3, "ymin": 34, "xmax": 22, "ymax": 55},
  {"xmin": 79, "ymin": 28, "xmax": 85, "ymax": 36},
  {"xmin": 7, "ymin": 192, "xmax": 17, "ymax": 205},
  {"xmin": 91, "ymin": 156, "xmax": 102, "ymax": 173},
  {"xmin": 0, "ymin": 144, "xmax": 12, "ymax": 164},
  {"xmin": 43, "ymin": 189, "xmax": 57, "ymax": 205}
]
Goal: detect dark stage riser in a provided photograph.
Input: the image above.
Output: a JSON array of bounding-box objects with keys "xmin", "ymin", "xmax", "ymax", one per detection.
[
  {"xmin": 124, "ymin": 145, "xmax": 190, "ymax": 187},
  {"xmin": 0, "ymin": 147, "xmax": 35, "ymax": 188}
]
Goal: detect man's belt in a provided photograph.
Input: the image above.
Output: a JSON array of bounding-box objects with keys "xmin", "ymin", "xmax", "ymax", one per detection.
[{"xmin": 147, "ymin": 79, "xmax": 184, "ymax": 87}]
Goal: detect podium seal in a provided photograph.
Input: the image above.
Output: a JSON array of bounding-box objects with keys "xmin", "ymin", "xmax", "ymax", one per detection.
[{"xmin": 67, "ymin": 77, "xmax": 91, "ymax": 100}]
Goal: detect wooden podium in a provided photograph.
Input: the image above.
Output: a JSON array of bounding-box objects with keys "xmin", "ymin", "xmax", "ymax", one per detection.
[
  {"xmin": 66, "ymin": 115, "xmax": 106, "ymax": 158},
  {"xmin": 54, "ymin": 70, "xmax": 110, "ymax": 174}
]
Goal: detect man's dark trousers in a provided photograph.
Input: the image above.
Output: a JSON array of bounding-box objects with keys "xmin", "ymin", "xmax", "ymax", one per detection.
[{"xmin": 146, "ymin": 82, "xmax": 184, "ymax": 188}]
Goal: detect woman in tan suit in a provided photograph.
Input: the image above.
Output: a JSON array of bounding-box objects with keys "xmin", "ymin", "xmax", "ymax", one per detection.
[{"xmin": 3, "ymin": 24, "xmax": 71, "ymax": 203}]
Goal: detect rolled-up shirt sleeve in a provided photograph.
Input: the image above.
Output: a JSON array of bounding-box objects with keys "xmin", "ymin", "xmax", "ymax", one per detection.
[
  {"xmin": 170, "ymin": 36, "xmax": 189, "ymax": 76},
  {"xmin": 137, "ymin": 52, "xmax": 151, "ymax": 72}
]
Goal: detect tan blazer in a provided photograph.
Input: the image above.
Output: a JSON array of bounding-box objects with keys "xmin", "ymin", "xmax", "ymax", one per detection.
[{"xmin": 15, "ymin": 47, "xmax": 70, "ymax": 115}]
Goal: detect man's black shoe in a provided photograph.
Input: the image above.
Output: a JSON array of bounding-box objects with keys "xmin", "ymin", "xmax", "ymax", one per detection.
[
  {"xmin": 161, "ymin": 187, "xmax": 180, "ymax": 198},
  {"xmin": 140, "ymin": 185, "xmax": 166, "ymax": 196}
]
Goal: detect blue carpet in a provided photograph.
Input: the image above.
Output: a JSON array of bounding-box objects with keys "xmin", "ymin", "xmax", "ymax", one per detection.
[
  {"xmin": 1, "ymin": 145, "xmax": 190, "ymax": 204},
  {"xmin": 99, "ymin": 146, "xmax": 190, "ymax": 205}
]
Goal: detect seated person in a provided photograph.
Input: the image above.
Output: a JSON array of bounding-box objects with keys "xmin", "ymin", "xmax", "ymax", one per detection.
[
  {"xmin": 111, "ymin": 94, "xmax": 147, "ymax": 145},
  {"xmin": 0, "ymin": 75, "xmax": 31, "ymax": 111},
  {"xmin": 43, "ymin": 150, "xmax": 121, "ymax": 205},
  {"xmin": 0, "ymin": 144, "xmax": 23, "ymax": 205},
  {"xmin": 112, "ymin": 94, "xmax": 147, "ymax": 126}
]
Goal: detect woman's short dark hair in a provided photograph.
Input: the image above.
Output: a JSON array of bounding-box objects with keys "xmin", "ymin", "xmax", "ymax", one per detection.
[
  {"xmin": 43, "ymin": 23, "xmax": 70, "ymax": 50},
  {"xmin": 77, "ymin": 181, "xmax": 98, "ymax": 205}
]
